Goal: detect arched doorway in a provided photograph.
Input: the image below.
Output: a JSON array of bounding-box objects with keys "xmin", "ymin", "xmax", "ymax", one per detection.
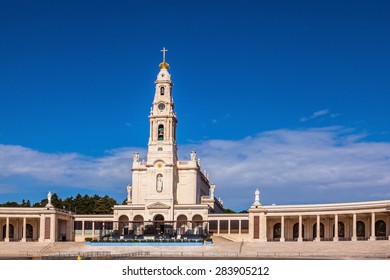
[
  {"xmin": 177, "ymin": 215, "xmax": 188, "ymax": 236},
  {"xmin": 313, "ymin": 223, "xmax": 324, "ymax": 239},
  {"xmin": 133, "ymin": 215, "xmax": 144, "ymax": 236},
  {"xmin": 154, "ymin": 214, "xmax": 165, "ymax": 235},
  {"xmin": 118, "ymin": 215, "xmax": 129, "ymax": 237},
  {"xmin": 357, "ymin": 221, "xmax": 365, "ymax": 239},
  {"xmin": 375, "ymin": 220, "xmax": 386, "ymax": 237},
  {"xmin": 192, "ymin": 215, "xmax": 203, "ymax": 236},
  {"xmin": 273, "ymin": 223, "xmax": 281, "ymax": 239},
  {"xmin": 293, "ymin": 223, "xmax": 304, "ymax": 239}
]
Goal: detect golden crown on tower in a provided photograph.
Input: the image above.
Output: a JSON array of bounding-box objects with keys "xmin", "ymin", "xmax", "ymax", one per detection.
[{"xmin": 159, "ymin": 61, "xmax": 170, "ymax": 70}]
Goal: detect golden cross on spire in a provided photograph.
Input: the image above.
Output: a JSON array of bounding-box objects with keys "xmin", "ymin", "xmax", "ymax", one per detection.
[{"xmin": 161, "ymin": 47, "xmax": 168, "ymax": 62}]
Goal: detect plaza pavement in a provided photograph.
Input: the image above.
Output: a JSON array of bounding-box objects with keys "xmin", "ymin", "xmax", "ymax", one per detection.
[{"xmin": 1, "ymin": 237, "xmax": 390, "ymax": 259}]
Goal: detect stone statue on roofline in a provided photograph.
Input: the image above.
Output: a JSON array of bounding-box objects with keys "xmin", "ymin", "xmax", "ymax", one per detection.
[{"xmin": 45, "ymin": 191, "xmax": 54, "ymax": 209}]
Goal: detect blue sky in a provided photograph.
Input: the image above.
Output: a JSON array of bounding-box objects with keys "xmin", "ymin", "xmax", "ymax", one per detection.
[{"xmin": 1, "ymin": 0, "xmax": 390, "ymax": 211}]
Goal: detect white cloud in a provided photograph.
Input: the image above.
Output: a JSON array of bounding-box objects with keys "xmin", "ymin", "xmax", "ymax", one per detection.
[
  {"xmin": 0, "ymin": 144, "xmax": 146, "ymax": 194},
  {"xmin": 300, "ymin": 109, "xmax": 331, "ymax": 122},
  {"xmin": 1, "ymin": 127, "xmax": 390, "ymax": 210},
  {"xmin": 179, "ymin": 127, "xmax": 390, "ymax": 209}
]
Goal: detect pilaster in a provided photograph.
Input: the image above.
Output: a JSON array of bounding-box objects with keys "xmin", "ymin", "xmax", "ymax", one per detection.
[{"xmin": 39, "ymin": 214, "xmax": 45, "ymax": 242}]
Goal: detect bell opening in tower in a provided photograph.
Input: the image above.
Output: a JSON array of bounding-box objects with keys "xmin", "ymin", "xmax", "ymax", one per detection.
[{"xmin": 158, "ymin": 124, "xmax": 164, "ymax": 141}]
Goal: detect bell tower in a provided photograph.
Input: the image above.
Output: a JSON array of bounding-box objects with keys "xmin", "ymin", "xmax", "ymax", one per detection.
[{"xmin": 147, "ymin": 47, "xmax": 178, "ymax": 165}]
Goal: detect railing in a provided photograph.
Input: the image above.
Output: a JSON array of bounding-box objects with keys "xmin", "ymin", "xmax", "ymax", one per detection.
[{"xmin": 256, "ymin": 251, "xmax": 390, "ymax": 259}]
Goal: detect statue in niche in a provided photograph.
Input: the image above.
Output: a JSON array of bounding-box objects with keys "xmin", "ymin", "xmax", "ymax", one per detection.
[{"xmin": 156, "ymin": 175, "xmax": 163, "ymax": 192}]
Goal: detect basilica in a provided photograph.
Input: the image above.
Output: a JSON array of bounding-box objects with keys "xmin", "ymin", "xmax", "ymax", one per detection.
[{"xmin": 1, "ymin": 51, "xmax": 390, "ymax": 243}]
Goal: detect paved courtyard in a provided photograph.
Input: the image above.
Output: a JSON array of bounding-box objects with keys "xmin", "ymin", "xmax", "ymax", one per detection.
[{"xmin": 1, "ymin": 237, "xmax": 390, "ymax": 259}]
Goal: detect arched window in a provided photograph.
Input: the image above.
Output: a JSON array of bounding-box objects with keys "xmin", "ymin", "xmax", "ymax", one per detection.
[
  {"xmin": 273, "ymin": 223, "xmax": 281, "ymax": 239},
  {"xmin": 357, "ymin": 221, "xmax": 365, "ymax": 237},
  {"xmin": 375, "ymin": 220, "xmax": 386, "ymax": 237},
  {"xmin": 160, "ymin": 87, "xmax": 165, "ymax": 95},
  {"xmin": 293, "ymin": 223, "xmax": 304, "ymax": 239},
  {"xmin": 26, "ymin": 224, "xmax": 33, "ymax": 239},
  {"xmin": 158, "ymin": 124, "xmax": 164, "ymax": 141},
  {"xmin": 332, "ymin": 222, "xmax": 345, "ymax": 238},
  {"xmin": 312, "ymin": 222, "xmax": 324, "ymax": 239}
]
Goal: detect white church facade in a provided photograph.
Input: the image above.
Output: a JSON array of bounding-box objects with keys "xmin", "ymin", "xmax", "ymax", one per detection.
[{"xmin": 1, "ymin": 51, "xmax": 390, "ymax": 243}]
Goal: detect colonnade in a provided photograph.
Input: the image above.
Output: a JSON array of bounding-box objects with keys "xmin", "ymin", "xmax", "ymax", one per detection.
[{"xmin": 266, "ymin": 212, "xmax": 390, "ymax": 242}]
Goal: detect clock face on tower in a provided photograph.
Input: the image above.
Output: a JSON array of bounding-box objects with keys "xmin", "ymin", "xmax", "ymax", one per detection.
[{"xmin": 158, "ymin": 103, "xmax": 165, "ymax": 110}]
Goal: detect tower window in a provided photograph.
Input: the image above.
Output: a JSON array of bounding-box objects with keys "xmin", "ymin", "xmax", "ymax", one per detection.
[
  {"xmin": 160, "ymin": 87, "xmax": 165, "ymax": 95},
  {"xmin": 158, "ymin": 124, "xmax": 164, "ymax": 141}
]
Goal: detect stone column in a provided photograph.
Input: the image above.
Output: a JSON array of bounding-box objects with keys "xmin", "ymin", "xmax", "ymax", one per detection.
[
  {"xmin": 298, "ymin": 215, "xmax": 303, "ymax": 242},
  {"xmin": 39, "ymin": 215, "xmax": 45, "ymax": 242},
  {"xmin": 5, "ymin": 217, "xmax": 10, "ymax": 242},
  {"xmin": 92, "ymin": 221, "xmax": 95, "ymax": 238},
  {"xmin": 217, "ymin": 220, "xmax": 220, "ymax": 235},
  {"xmin": 50, "ymin": 214, "xmax": 56, "ymax": 242},
  {"xmin": 316, "ymin": 215, "xmax": 321, "ymax": 242},
  {"xmin": 352, "ymin": 213, "xmax": 357, "ymax": 241},
  {"xmin": 280, "ymin": 216, "xmax": 285, "ymax": 242},
  {"xmin": 22, "ymin": 217, "xmax": 27, "ymax": 242},
  {"xmin": 370, "ymin": 212, "xmax": 376, "ymax": 241},
  {"xmin": 82, "ymin": 221, "xmax": 85, "ymax": 238},
  {"xmin": 239, "ymin": 219, "xmax": 242, "ymax": 234},
  {"xmin": 333, "ymin": 214, "xmax": 338, "ymax": 241},
  {"xmin": 228, "ymin": 220, "xmax": 231, "ymax": 235}
]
